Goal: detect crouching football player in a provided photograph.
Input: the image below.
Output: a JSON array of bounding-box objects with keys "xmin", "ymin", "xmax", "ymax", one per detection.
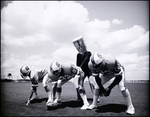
[
  {"xmin": 44, "ymin": 61, "xmax": 90, "ymax": 110},
  {"xmin": 20, "ymin": 65, "xmax": 48, "ymax": 105},
  {"xmin": 87, "ymin": 52, "xmax": 135, "ymax": 115}
]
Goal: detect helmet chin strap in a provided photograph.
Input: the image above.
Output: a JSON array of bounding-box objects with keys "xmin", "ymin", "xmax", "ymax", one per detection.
[{"xmin": 94, "ymin": 61, "xmax": 103, "ymax": 69}]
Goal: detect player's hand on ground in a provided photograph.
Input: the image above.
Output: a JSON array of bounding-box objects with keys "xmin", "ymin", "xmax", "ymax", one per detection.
[{"xmin": 103, "ymin": 87, "xmax": 111, "ymax": 97}]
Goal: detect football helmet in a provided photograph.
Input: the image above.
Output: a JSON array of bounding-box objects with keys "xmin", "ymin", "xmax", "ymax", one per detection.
[
  {"xmin": 50, "ymin": 61, "xmax": 62, "ymax": 77},
  {"xmin": 91, "ymin": 53, "xmax": 103, "ymax": 67},
  {"xmin": 20, "ymin": 65, "xmax": 31, "ymax": 78}
]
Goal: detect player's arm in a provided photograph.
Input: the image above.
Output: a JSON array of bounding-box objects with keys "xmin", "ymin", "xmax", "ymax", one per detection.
[
  {"xmin": 77, "ymin": 67, "xmax": 85, "ymax": 86},
  {"xmin": 43, "ymin": 74, "xmax": 57, "ymax": 103},
  {"xmin": 72, "ymin": 66, "xmax": 85, "ymax": 93},
  {"xmin": 92, "ymin": 73, "xmax": 105, "ymax": 96},
  {"xmin": 26, "ymin": 86, "xmax": 36, "ymax": 105},
  {"xmin": 43, "ymin": 74, "xmax": 51, "ymax": 92},
  {"xmin": 104, "ymin": 64, "xmax": 123, "ymax": 97},
  {"xmin": 26, "ymin": 78, "xmax": 38, "ymax": 105},
  {"xmin": 79, "ymin": 52, "xmax": 91, "ymax": 68}
]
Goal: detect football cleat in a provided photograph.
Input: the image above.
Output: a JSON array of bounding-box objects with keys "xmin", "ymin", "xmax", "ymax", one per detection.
[
  {"xmin": 87, "ymin": 105, "xmax": 98, "ymax": 110},
  {"xmin": 80, "ymin": 104, "xmax": 90, "ymax": 110},
  {"xmin": 126, "ymin": 106, "xmax": 135, "ymax": 115},
  {"xmin": 54, "ymin": 99, "xmax": 61, "ymax": 103}
]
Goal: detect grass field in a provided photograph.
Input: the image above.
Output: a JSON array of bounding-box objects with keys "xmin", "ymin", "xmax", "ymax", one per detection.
[{"xmin": 1, "ymin": 82, "xmax": 149, "ymax": 116}]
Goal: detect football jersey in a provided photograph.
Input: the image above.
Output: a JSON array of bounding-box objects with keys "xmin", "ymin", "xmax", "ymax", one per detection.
[
  {"xmin": 48, "ymin": 63, "xmax": 82, "ymax": 81},
  {"xmin": 61, "ymin": 63, "xmax": 81, "ymax": 78},
  {"xmin": 48, "ymin": 70, "xmax": 60, "ymax": 81},
  {"xmin": 30, "ymin": 67, "xmax": 48, "ymax": 85},
  {"xmin": 77, "ymin": 51, "xmax": 92, "ymax": 76}
]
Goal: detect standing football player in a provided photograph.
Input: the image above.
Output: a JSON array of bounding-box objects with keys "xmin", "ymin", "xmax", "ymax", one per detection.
[
  {"xmin": 44, "ymin": 61, "xmax": 90, "ymax": 110},
  {"xmin": 87, "ymin": 52, "xmax": 135, "ymax": 115},
  {"xmin": 20, "ymin": 65, "xmax": 48, "ymax": 105},
  {"xmin": 72, "ymin": 36, "xmax": 94, "ymax": 100}
]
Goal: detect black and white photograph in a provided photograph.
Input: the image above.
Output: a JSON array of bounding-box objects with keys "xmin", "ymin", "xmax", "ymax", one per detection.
[{"xmin": 1, "ymin": 1, "xmax": 149, "ymax": 116}]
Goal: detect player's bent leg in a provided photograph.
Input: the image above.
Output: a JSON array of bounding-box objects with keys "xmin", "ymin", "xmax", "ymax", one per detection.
[
  {"xmin": 87, "ymin": 88, "xmax": 99, "ymax": 110},
  {"xmin": 54, "ymin": 87, "xmax": 62, "ymax": 103},
  {"xmin": 87, "ymin": 75, "xmax": 100, "ymax": 109},
  {"xmin": 78, "ymin": 87, "xmax": 89, "ymax": 110},
  {"xmin": 76, "ymin": 88, "xmax": 82, "ymax": 101},
  {"xmin": 88, "ymin": 76, "xmax": 100, "ymax": 103},
  {"xmin": 88, "ymin": 75, "xmax": 95, "ymax": 93},
  {"xmin": 54, "ymin": 79, "xmax": 68, "ymax": 103},
  {"xmin": 73, "ymin": 75, "xmax": 82, "ymax": 100},
  {"xmin": 121, "ymin": 88, "xmax": 135, "ymax": 114},
  {"xmin": 80, "ymin": 92, "xmax": 90, "ymax": 109},
  {"xmin": 118, "ymin": 72, "xmax": 135, "ymax": 114}
]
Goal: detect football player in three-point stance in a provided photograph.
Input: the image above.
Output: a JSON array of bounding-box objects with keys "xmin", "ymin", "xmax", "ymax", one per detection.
[
  {"xmin": 20, "ymin": 65, "xmax": 48, "ymax": 105},
  {"xmin": 43, "ymin": 61, "xmax": 90, "ymax": 110},
  {"xmin": 87, "ymin": 52, "xmax": 135, "ymax": 115}
]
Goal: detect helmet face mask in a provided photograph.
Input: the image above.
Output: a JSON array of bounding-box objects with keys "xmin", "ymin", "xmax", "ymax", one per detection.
[
  {"xmin": 51, "ymin": 69, "xmax": 61, "ymax": 76},
  {"xmin": 22, "ymin": 72, "xmax": 30, "ymax": 76},
  {"xmin": 50, "ymin": 61, "xmax": 62, "ymax": 77},
  {"xmin": 91, "ymin": 53, "xmax": 103, "ymax": 68},
  {"xmin": 20, "ymin": 65, "xmax": 31, "ymax": 78}
]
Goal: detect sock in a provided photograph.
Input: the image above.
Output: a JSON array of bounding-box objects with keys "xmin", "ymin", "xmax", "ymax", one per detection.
[{"xmin": 80, "ymin": 93, "xmax": 89, "ymax": 105}]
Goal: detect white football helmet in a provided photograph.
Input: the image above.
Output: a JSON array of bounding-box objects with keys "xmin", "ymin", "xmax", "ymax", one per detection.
[
  {"xmin": 50, "ymin": 61, "xmax": 62, "ymax": 77},
  {"xmin": 20, "ymin": 65, "xmax": 31, "ymax": 78},
  {"xmin": 91, "ymin": 52, "xmax": 103, "ymax": 67}
]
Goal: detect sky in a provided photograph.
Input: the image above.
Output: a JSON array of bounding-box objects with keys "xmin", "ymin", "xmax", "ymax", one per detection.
[{"xmin": 1, "ymin": 1, "xmax": 149, "ymax": 80}]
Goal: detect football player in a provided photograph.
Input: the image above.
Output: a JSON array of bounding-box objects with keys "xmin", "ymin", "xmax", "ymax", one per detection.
[
  {"xmin": 72, "ymin": 36, "xmax": 94, "ymax": 100},
  {"xmin": 43, "ymin": 61, "xmax": 90, "ymax": 110},
  {"xmin": 20, "ymin": 65, "xmax": 48, "ymax": 105},
  {"xmin": 87, "ymin": 52, "xmax": 135, "ymax": 115}
]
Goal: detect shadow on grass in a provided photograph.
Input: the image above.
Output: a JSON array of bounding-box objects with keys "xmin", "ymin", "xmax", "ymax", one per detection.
[
  {"xmin": 30, "ymin": 98, "xmax": 48, "ymax": 104},
  {"xmin": 47, "ymin": 98, "xmax": 94, "ymax": 110},
  {"xmin": 95, "ymin": 104, "xmax": 127, "ymax": 113},
  {"xmin": 47, "ymin": 100, "xmax": 83, "ymax": 110}
]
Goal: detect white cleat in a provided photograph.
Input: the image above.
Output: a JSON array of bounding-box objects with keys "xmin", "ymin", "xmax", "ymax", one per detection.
[
  {"xmin": 80, "ymin": 104, "xmax": 89, "ymax": 110},
  {"xmin": 126, "ymin": 106, "xmax": 135, "ymax": 115},
  {"xmin": 54, "ymin": 99, "xmax": 61, "ymax": 103},
  {"xmin": 87, "ymin": 105, "xmax": 97, "ymax": 110}
]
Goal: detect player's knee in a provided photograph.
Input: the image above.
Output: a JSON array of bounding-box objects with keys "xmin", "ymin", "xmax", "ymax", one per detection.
[
  {"xmin": 32, "ymin": 86, "xmax": 37, "ymax": 91},
  {"xmin": 43, "ymin": 85, "xmax": 50, "ymax": 92},
  {"xmin": 94, "ymin": 89, "xmax": 99, "ymax": 96},
  {"xmin": 42, "ymin": 80, "xmax": 47, "ymax": 87},
  {"xmin": 121, "ymin": 88, "xmax": 130, "ymax": 98},
  {"xmin": 119, "ymin": 84, "xmax": 126, "ymax": 92},
  {"xmin": 93, "ymin": 83, "xmax": 99, "ymax": 89}
]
